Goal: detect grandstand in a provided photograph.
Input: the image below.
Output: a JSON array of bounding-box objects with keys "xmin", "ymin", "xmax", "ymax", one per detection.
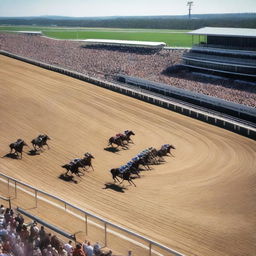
[
  {"xmin": 182, "ymin": 27, "xmax": 256, "ymax": 79},
  {"xmin": 82, "ymin": 39, "xmax": 166, "ymax": 48}
]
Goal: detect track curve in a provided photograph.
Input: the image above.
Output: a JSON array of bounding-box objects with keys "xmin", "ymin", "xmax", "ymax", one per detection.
[{"xmin": 0, "ymin": 55, "xmax": 255, "ymax": 256}]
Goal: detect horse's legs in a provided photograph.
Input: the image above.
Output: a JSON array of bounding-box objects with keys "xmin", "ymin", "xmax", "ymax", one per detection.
[
  {"xmin": 145, "ymin": 163, "xmax": 151, "ymax": 170},
  {"xmin": 113, "ymin": 176, "xmax": 120, "ymax": 182},
  {"xmin": 90, "ymin": 164, "xmax": 94, "ymax": 171},
  {"xmin": 46, "ymin": 143, "xmax": 50, "ymax": 149},
  {"xmin": 32, "ymin": 143, "xmax": 37, "ymax": 151},
  {"xmin": 121, "ymin": 142, "xmax": 128, "ymax": 149},
  {"xmin": 135, "ymin": 170, "xmax": 140, "ymax": 178},
  {"xmin": 132, "ymin": 168, "xmax": 140, "ymax": 178},
  {"xmin": 13, "ymin": 150, "xmax": 18, "ymax": 157},
  {"xmin": 129, "ymin": 179, "xmax": 136, "ymax": 187},
  {"xmin": 129, "ymin": 138, "xmax": 134, "ymax": 144},
  {"xmin": 76, "ymin": 172, "xmax": 82, "ymax": 178},
  {"xmin": 169, "ymin": 151, "xmax": 175, "ymax": 157}
]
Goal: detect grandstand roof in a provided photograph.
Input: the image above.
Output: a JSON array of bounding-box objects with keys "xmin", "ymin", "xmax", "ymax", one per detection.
[
  {"xmin": 82, "ymin": 39, "xmax": 166, "ymax": 48},
  {"xmin": 17, "ymin": 31, "xmax": 42, "ymax": 35},
  {"xmin": 188, "ymin": 27, "xmax": 256, "ymax": 38}
]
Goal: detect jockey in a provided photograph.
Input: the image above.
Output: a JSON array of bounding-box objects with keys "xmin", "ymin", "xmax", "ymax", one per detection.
[
  {"xmin": 70, "ymin": 158, "xmax": 80, "ymax": 165},
  {"xmin": 132, "ymin": 156, "xmax": 140, "ymax": 162},
  {"xmin": 38, "ymin": 136, "xmax": 43, "ymax": 143},
  {"xmin": 15, "ymin": 139, "xmax": 24, "ymax": 147},
  {"xmin": 127, "ymin": 161, "xmax": 134, "ymax": 167},
  {"xmin": 162, "ymin": 144, "xmax": 170, "ymax": 149},
  {"xmin": 137, "ymin": 153, "xmax": 143, "ymax": 158},
  {"xmin": 124, "ymin": 130, "xmax": 130, "ymax": 135},
  {"xmin": 119, "ymin": 165, "xmax": 126, "ymax": 173}
]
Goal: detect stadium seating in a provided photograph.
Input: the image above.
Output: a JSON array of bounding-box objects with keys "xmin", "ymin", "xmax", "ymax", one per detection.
[{"xmin": 183, "ymin": 44, "xmax": 256, "ymax": 78}]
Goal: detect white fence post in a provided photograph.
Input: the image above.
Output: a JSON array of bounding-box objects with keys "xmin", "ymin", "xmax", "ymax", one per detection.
[
  {"xmin": 35, "ymin": 190, "xmax": 38, "ymax": 208},
  {"xmin": 104, "ymin": 223, "xmax": 107, "ymax": 247}
]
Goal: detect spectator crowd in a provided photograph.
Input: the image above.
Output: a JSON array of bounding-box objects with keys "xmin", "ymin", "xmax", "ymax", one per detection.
[
  {"xmin": 0, "ymin": 205, "xmax": 112, "ymax": 256},
  {"xmin": 0, "ymin": 33, "xmax": 255, "ymax": 107}
]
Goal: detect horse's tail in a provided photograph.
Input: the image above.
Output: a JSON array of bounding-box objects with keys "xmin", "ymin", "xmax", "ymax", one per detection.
[
  {"xmin": 108, "ymin": 137, "xmax": 113, "ymax": 146},
  {"xmin": 61, "ymin": 164, "xmax": 69, "ymax": 169}
]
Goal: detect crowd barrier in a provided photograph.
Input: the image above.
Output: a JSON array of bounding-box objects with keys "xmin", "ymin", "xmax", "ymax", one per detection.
[
  {"xmin": 0, "ymin": 195, "xmax": 11, "ymax": 209},
  {"xmin": 0, "ymin": 173, "xmax": 185, "ymax": 256},
  {"xmin": 17, "ymin": 207, "xmax": 76, "ymax": 241},
  {"xmin": 0, "ymin": 50, "xmax": 255, "ymax": 141}
]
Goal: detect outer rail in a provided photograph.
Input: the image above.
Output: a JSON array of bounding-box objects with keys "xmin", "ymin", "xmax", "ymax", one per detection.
[{"xmin": 17, "ymin": 207, "xmax": 75, "ymax": 240}]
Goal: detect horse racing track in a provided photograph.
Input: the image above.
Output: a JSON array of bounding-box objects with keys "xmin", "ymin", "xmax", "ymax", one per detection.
[{"xmin": 0, "ymin": 55, "xmax": 255, "ymax": 256}]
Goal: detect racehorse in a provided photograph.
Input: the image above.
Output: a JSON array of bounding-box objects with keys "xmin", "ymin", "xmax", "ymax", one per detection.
[
  {"xmin": 9, "ymin": 139, "xmax": 28, "ymax": 159},
  {"xmin": 80, "ymin": 153, "xmax": 95, "ymax": 171},
  {"xmin": 108, "ymin": 136, "xmax": 127, "ymax": 148},
  {"xmin": 159, "ymin": 144, "xmax": 175, "ymax": 157},
  {"xmin": 150, "ymin": 148, "xmax": 165, "ymax": 163},
  {"xmin": 62, "ymin": 159, "xmax": 83, "ymax": 177},
  {"xmin": 110, "ymin": 168, "xmax": 136, "ymax": 187},
  {"xmin": 132, "ymin": 147, "xmax": 158, "ymax": 167},
  {"xmin": 131, "ymin": 156, "xmax": 150, "ymax": 171},
  {"xmin": 31, "ymin": 134, "xmax": 51, "ymax": 151},
  {"xmin": 121, "ymin": 130, "xmax": 135, "ymax": 144}
]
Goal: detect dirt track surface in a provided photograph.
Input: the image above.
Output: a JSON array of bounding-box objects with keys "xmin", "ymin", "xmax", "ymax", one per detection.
[{"xmin": 0, "ymin": 55, "xmax": 256, "ymax": 256}]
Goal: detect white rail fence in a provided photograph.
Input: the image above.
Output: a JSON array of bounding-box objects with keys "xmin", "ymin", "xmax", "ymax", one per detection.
[
  {"xmin": 0, "ymin": 173, "xmax": 186, "ymax": 256},
  {"xmin": 1, "ymin": 50, "xmax": 255, "ymax": 140}
]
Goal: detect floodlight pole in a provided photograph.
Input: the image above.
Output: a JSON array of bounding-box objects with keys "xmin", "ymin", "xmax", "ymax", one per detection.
[{"xmin": 187, "ymin": 1, "xmax": 193, "ymax": 19}]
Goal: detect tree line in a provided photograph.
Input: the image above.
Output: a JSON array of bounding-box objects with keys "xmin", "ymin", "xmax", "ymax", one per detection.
[{"xmin": 0, "ymin": 13, "xmax": 256, "ymax": 29}]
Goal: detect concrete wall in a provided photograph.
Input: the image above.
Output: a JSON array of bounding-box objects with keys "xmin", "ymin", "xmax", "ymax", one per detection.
[{"xmin": 1, "ymin": 50, "xmax": 255, "ymax": 140}]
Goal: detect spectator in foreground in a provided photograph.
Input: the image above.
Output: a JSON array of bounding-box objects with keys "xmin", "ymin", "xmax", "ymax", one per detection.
[
  {"xmin": 39, "ymin": 226, "xmax": 46, "ymax": 242},
  {"xmin": 83, "ymin": 241, "xmax": 93, "ymax": 256},
  {"xmin": 93, "ymin": 242, "xmax": 101, "ymax": 255},
  {"xmin": 33, "ymin": 246, "xmax": 43, "ymax": 256},
  {"xmin": 0, "ymin": 205, "xmax": 5, "ymax": 215},
  {"xmin": 64, "ymin": 240, "xmax": 73, "ymax": 256},
  {"xmin": 58, "ymin": 245, "xmax": 68, "ymax": 256},
  {"xmin": 72, "ymin": 244, "xmax": 85, "ymax": 256}
]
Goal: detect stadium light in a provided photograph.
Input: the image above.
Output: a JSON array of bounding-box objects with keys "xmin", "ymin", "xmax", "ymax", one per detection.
[{"xmin": 187, "ymin": 1, "xmax": 193, "ymax": 19}]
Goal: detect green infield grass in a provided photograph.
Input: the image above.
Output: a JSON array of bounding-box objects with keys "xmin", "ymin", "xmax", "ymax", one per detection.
[{"xmin": 0, "ymin": 26, "xmax": 194, "ymax": 47}]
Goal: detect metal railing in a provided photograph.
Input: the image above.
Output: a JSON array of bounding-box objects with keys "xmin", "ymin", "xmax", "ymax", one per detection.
[
  {"xmin": 0, "ymin": 195, "xmax": 12, "ymax": 209},
  {"xmin": 17, "ymin": 207, "xmax": 76, "ymax": 240},
  {"xmin": 0, "ymin": 173, "xmax": 185, "ymax": 256}
]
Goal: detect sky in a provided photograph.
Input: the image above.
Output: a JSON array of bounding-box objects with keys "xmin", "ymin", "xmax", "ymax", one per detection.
[{"xmin": 0, "ymin": 0, "xmax": 255, "ymax": 17}]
